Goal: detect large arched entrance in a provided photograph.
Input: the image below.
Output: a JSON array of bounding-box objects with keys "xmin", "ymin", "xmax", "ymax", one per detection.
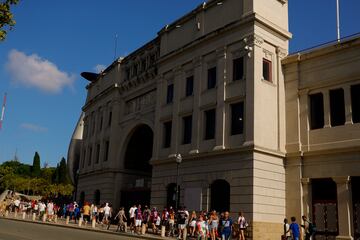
[
  {"xmin": 210, "ymin": 179, "xmax": 230, "ymax": 212},
  {"xmin": 120, "ymin": 124, "xmax": 153, "ymax": 210}
]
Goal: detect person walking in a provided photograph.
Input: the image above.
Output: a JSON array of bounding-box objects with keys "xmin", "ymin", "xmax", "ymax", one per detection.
[
  {"xmin": 82, "ymin": 202, "xmax": 91, "ymax": 224},
  {"xmin": 168, "ymin": 207, "xmax": 176, "ymax": 237},
  {"xmin": 189, "ymin": 211, "xmax": 197, "ymax": 237},
  {"xmin": 289, "ymin": 217, "xmax": 301, "ymax": 240},
  {"xmin": 134, "ymin": 204, "xmax": 143, "ymax": 234},
  {"xmin": 197, "ymin": 214, "xmax": 207, "ymax": 240},
  {"xmin": 220, "ymin": 211, "xmax": 233, "ymax": 240},
  {"xmin": 209, "ymin": 210, "xmax": 219, "ymax": 240},
  {"xmin": 237, "ymin": 211, "xmax": 247, "ymax": 240},
  {"xmin": 301, "ymin": 215, "xmax": 316, "ymax": 240},
  {"xmin": 282, "ymin": 218, "xmax": 291, "ymax": 240},
  {"xmin": 114, "ymin": 207, "xmax": 127, "ymax": 232},
  {"xmin": 177, "ymin": 206, "xmax": 188, "ymax": 240},
  {"xmin": 129, "ymin": 204, "xmax": 137, "ymax": 233},
  {"xmin": 142, "ymin": 205, "xmax": 151, "ymax": 234}
]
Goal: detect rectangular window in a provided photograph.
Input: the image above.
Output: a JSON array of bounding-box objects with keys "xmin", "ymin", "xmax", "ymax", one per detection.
[
  {"xmin": 233, "ymin": 57, "xmax": 244, "ymax": 81},
  {"xmin": 310, "ymin": 93, "xmax": 324, "ymax": 130},
  {"xmin": 262, "ymin": 59, "xmax": 272, "ymax": 82},
  {"xmin": 95, "ymin": 144, "xmax": 100, "ymax": 164},
  {"xmin": 329, "ymin": 88, "xmax": 345, "ymax": 127},
  {"xmin": 166, "ymin": 84, "xmax": 174, "ymax": 104},
  {"xmin": 108, "ymin": 111, "xmax": 112, "ymax": 127},
  {"xmin": 185, "ymin": 76, "xmax": 194, "ymax": 97},
  {"xmin": 207, "ymin": 67, "xmax": 217, "ymax": 89},
  {"xmin": 231, "ymin": 102, "xmax": 244, "ymax": 135},
  {"xmin": 88, "ymin": 147, "xmax": 92, "ymax": 166},
  {"xmin": 104, "ymin": 141, "xmax": 109, "ymax": 162},
  {"xmin": 351, "ymin": 84, "xmax": 360, "ymax": 123},
  {"xmin": 204, "ymin": 109, "xmax": 216, "ymax": 140},
  {"xmin": 163, "ymin": 121, "xmax": 172, "ymax": 148},
  {"xmin": 182, "ymin": 115, "xmax": 192, "ymax": 144}
]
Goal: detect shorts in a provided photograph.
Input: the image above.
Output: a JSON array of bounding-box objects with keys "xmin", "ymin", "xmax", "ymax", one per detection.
[
  {"xmin": 190, "ymin": 220, "xmax": 196, "ymax": 228},
  {"xmin": 178, "ymin": 224, "xmax": 186, "ymax": 230},
  {"xmin": 83, "ymin": 215, "xmax": 90, "ymax": 222},
  {"xmin": 135, "ymin": 220, "xmax": 142, "ymax": 227},
  {"xmin": 48, "ymin": 210, "xmax": 54, "ymax": 215}
]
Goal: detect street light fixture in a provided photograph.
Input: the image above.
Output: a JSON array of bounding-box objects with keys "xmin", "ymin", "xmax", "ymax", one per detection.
[{"xmin": 175, "ymin": 153, "xmax": 182, "ymax": 210}]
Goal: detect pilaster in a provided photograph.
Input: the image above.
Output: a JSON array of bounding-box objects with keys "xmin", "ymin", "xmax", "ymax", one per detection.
[{"xmin": 333, "ymin": 176, "xmax": 354, "ymax": 240}]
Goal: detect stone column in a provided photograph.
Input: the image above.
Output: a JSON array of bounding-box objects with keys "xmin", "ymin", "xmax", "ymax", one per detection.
[
  {"xmin": 213, "ymin": 46, "xmax": 227, "ymax": 151},
  {"xmin": 301, "ymin": 178, "xmax": 312, "ymax": 219},
  {"xmin": 333, "ymin": 176, "xmax": 353, "ymax": 240},
  {"xmin": 323, "ymin": 90, "xmax": 331, "ymax": 128},
  {"xmin": 343, "ymin": 85, "xmax": 353, "ymax": 125}
]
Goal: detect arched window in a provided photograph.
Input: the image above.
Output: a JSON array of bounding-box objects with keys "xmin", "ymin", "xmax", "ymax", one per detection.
[
  {"xmin": 94, "ymin": 190, "xmax": 100, "ymax": 205},
  {"xmin": 124, "ymin": 125, "xmax": 153, "ymax": 172},
  {"xmin": 167, "ymin": 183, "xmax": 179, "ymax": 209},
  {"xmin": 79, "ymin": 191, "xmax": 85, "ymax": 207},
  {"xmin": 210, "ymin": 179, "xmax": 230, "ymax": 212}
]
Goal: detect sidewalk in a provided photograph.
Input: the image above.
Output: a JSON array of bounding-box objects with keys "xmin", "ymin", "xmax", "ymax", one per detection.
[{"xmin": 0, "ymin": 212, "xmax": 173, "ymax": 240}]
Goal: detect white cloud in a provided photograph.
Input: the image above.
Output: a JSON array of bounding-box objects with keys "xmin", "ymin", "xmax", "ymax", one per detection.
[
  {"xmin": 20, "ymin": 123, "xmax": 48, "ymax": 133},
  {"xmin": 93, "ymin": 64, "xmax": 106, "ymax": 73},
  {"xmin": 6, "ymin": 49, "xmax": 75, "ymax": 93}
]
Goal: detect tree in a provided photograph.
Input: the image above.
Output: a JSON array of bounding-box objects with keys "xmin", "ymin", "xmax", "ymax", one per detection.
[
  {"xmin": 0, "ymin": 0, "xmax": 19, "ymax": 41},
  {"xmin": 32, "ymin": 151, "xmax": 41, "ymax": 177},
  {"xmin": 58, "ymin": 157, "xmax": 70, "ymax": 184}
]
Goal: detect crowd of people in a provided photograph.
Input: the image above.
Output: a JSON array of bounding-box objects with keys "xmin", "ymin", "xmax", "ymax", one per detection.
[
  {"xmin": 1, "ymin": 192, "xmax": 319, "ymax": 240},
  {"xmin": 2, "ymin": 194, "xmax": 250, "ymax": 240},
  {"xmin": 283, "ymin": 216, "xmax": 316, "ymax": 240}
]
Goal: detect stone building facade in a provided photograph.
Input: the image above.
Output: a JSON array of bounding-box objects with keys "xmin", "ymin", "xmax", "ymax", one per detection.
[{"xmin": 67, "ymin": 0, "xmax": 360, "ymax": 239}]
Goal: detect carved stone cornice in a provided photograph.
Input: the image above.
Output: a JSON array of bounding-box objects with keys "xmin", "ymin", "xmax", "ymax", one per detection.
[
  {"xmin": 245, "ymin": 34, "xmax": 264, "ymax": 48},
  {"xmin": 276, "ymin": 46, "xmax": 288, "ymax": 59}
]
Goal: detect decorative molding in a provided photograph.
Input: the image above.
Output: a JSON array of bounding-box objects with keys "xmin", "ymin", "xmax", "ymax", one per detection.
[
  {"xmin": 277, "ymin": 0, "xmax": 287, "ymax": 4},
  {"xmin": 245, "ymin": 34, "xmax": 264, "ymax": 48},
  {"xmin": 332, "ymin": 176, "xmax": 351, "ymax": 185},
  {"xmin": 301, "ymin": 178, "xmax": 310, "ymax": 185},
  {"xmin": 276, "ymin": 46, "xmax": 288, "ymax": 58}
]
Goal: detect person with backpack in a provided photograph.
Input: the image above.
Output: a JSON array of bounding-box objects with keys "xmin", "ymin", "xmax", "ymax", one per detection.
[
  {"xmin": 289, "ymin": 217, "xmax": 300, "ymax": 240},
  {"xmin": 301, "ymin": 215, "xmax": 316, "ymax": 240},
  {"xmin": 220, "ymin": 211, "xmax": 233, "ymax": 240}
]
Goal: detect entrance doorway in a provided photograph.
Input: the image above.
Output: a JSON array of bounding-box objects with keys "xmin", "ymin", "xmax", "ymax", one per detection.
[
  {"xmin": 312, "ymin": 178, "xmax": 338, "ymax": 239},
  {"xmin": 210, "ymin": 179, "xmax": 230, "ymax": 213},
  {"xmin": 120, "ymin": 124, "xmax": 153, "ymax": 209},
  {"xmin": 352, "ymin": 177, "xmax": 360, "ymax": 239}
]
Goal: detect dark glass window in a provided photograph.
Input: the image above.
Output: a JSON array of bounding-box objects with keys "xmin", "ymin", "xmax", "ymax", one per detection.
[
  {"xmin": 310, "ymin": 93, "xmax": 324, "ymax": 130},
  {"xmin": 99, "ymin": 114, "xmax": 103, "ymax": 131},
  {"xmin": 166, "ymin": 84, "xmax": 174, "ymax": 104},
  {"xmin": 205, "ymin": 109, "xmax": 216, "ymax": 140},
  {"xmin": 207, "ymin": 67, "xmax": 217, "ymax": 89},
  {"xmin": 185, "ymin": 76, "xmax": 194, "ymax": 97},
  {"xmin": 231, "ymin": 102, "xmax": 244, "ymax": 135},
  {"xmin": 108, "ymin": 111, "xmax": 112, "ymax": 127},
  {"xmin": 351, "ymin": 84, "xmax": 360, "ymax": 123},
  {"xmin": 104, "ymin": 141, "xmax": 109, "ymax": 162},
  {"xmin": 182, "ymin": 115, "xmax": 192, "ymax": 144},
  {"xmin": 82, "ymin": 150, "xmax": 86, "ymax": 168},
  {"xmin": 233, "ymin": 57, "xmax": 244, "ymax": 81},
  {"xmin": 163, "ymin": 121, "xmax": 172, "ymax": 148},
  {"xmin": 263, "ymin": 59, "xmax": 272, "ymax": 82},
  {"xmin": 95, "ymin": 144, "xmax": 100, "ymax": 164},
  {"xmin": 329, "ymin": 88, "xmax": 345, "ymax": 127}
]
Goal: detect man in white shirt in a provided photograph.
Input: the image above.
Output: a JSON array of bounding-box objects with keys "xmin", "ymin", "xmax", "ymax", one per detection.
[
  {"xmin": 14, "ymin": 199, "xmax": 20, "ymax": 212},
  {"xmin": 129, "ymin": 204, "xmax": 137, "ymax": 233}
]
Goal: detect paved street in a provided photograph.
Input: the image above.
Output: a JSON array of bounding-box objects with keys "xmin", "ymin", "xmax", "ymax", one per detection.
[{"xmin": 0, "ymin": 218, "xmax": 138, "ymax": 240}]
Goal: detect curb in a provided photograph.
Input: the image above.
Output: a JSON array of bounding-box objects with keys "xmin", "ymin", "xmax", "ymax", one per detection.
[{"xmin": 0, "ymin": 217, "xmax": 171, "ymax": 240}]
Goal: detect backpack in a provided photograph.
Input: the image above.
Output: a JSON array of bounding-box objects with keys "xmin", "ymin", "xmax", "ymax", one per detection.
[{"xmin": 308, "ymin": 222, "xmax": 316, "ymax": 235}]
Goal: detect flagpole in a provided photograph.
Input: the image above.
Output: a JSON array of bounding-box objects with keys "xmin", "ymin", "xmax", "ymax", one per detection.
[{"xmin": 336, "ymin": 0, "xmax": 341, "ymax": 42}]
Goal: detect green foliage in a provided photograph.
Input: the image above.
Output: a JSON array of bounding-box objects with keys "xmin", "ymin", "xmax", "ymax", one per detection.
[
  {"xmin": 0, "ymin": 152, "xmax": 73, "ymax": 197},
  {"xmin": 0, "ymin": 0, "xmax": 19, "ymax": 41},
  {"xmin": 32, "ymin": 151, "xmax": 41, "ymax": 177}
]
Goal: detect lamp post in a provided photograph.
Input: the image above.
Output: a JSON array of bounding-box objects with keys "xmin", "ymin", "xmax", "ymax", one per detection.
[{"xmin": 175, "ymin": 153, "xmax": 182, "ymax": 210}]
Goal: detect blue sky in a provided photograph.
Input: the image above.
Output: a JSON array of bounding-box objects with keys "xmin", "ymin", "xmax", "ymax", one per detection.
[{"xmin": 0, "ymin": 0, "xmax": 359, "ymax": 167}]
